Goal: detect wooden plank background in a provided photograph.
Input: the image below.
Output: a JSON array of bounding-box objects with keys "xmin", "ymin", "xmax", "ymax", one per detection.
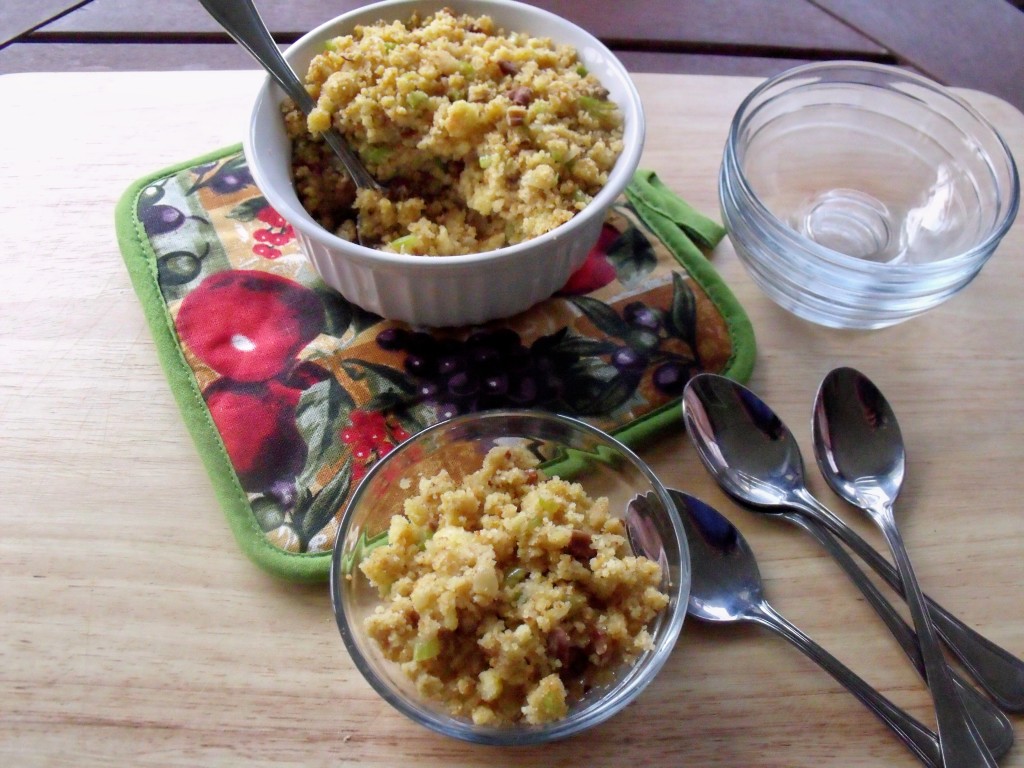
[{"xmin": 4, "ymin": 0, "xmax": 1022, "ymax": 114}]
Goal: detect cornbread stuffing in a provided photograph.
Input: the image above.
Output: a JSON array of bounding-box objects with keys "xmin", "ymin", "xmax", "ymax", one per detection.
[
  {"xmin": 359, "ymin": 446, "xmax": 668, "ymax": 725},
  {"xmin": 284, "ymin": 8, "xmax": 624, "ymax": 255}
]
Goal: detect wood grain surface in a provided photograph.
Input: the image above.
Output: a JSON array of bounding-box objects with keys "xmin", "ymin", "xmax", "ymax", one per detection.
[{"xmin": 1, "ymin": 70, "xmax": 1022, "ymax": 768}]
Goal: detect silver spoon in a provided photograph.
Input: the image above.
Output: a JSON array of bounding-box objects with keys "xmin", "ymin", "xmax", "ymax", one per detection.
[
  {"xmin": 812, "ymin": 367, "xmax": 996, "ymax": 766},
  {"xmin": 198, "ymin": 0, "xmax": 383, "ymax": 198},
  {"xmin": 673, "ymin": 490, "xmax": 942, "ymax": 767},
  {"xmin": 681, "ymin": 373, "xmax": 1024, "ymax": 713}
]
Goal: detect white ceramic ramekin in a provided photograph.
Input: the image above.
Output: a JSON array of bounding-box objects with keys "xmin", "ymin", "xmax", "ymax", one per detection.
[{"xmin": 244, "ymin": 0, "xmax": 645, "ymax": 327}]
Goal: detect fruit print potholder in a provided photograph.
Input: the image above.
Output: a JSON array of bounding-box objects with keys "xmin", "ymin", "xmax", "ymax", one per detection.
[{"xmin": 115, "ymin": 145, "xmax": 755, "ymax": 582}]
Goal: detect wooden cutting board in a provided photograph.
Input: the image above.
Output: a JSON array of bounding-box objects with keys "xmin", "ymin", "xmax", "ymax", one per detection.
[{"xmin": 1, "ymin": 70, "xmax": 1023, "ymax": 767}]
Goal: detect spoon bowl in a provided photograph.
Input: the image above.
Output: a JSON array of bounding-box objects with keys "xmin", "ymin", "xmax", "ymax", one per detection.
[
  {"xmin": 813, "ymin": 367, "xmax": 905, "ymax": 514},
  {"xmin": 670, "ymin": 492, "xmax": 758, "ymax": 624},
  {"xmin": 681, "ymin": 373, "xmax": 812, "ymax": 512}
]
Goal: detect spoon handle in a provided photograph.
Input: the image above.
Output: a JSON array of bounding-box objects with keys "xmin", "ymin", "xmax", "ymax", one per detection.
[
  {"xmin": 790, "ymin": 515, "xmax": 1013, "ymax": 758},
  {"xmin": 798, "ymin": 489, "xmax": 1024, "ymax": 712},
  {"xmin": 196, "ymin": 0, "xmax": 382, "ymax": 192},
  {"xmin": 750, "ymin": 600, "xmax": 940, "ymax": 768},
  {"xmin": 875, "ymin": 514, "xmax": 997, "ymax": 768}
]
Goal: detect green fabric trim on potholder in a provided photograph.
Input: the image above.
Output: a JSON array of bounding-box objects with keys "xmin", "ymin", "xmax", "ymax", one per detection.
[
  {"xmin": 625, "ymin": 170, "xmax": 756, "ymax": 387},
  {"xmin": 115, "ymin": 146, "xmax": 755, "ymax": 583}
]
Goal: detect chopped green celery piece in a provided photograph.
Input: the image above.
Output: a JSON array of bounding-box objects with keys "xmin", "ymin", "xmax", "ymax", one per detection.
[
  {"xmin": 538, "ymin": 688, "xmax": 564, "ymax": 719},
  {"xmin": 413, "ymin": 636, "xmax": 440, "ymax": 662},
  {"xmin": 384, "ymin": 41, "xmax": 396, "ymax": 51},
  {"xmin": 416, "ymin": 528, "xmax": 434, "ymax": 550},
  {"xmin": 579, "ymin": 94, "xmax": 615, "ymax": 115},
  {"xmin": 537, "ymin": 496, "xmax": 559, "ymax": 516},
  {"xmin": 363, "ymin": 145, "xmax": 392, "ymax": 165},
  {"xmin": 504, "ymin": 567, "xmax": 527, "ymax": 588},
  {"xmin": 458, "ymin": 62, "xmax": 475, "ymax": 77},
  {"xmin": 324, "ymin": 39, "xmax": 338, "ymax": 52},
  {"xmin": 478, "ymin": 154, "xmax": 494, "ymax": 169},
  {"xmin": 576, "ymin": 64, "xmax": 589, "ymax": 77},
  {"xmin": 389, "ymin": 234, "xmax": 420, "ymax": 253},
  {"xmin": 406, "ymin": 90, "xmax": 429, "ymax": 109}
]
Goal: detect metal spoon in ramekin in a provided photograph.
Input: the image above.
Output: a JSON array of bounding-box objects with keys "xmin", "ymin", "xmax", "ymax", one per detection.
[{"xmin": 198, "ymin": 0, "xmax": 382, "ymax": 197}]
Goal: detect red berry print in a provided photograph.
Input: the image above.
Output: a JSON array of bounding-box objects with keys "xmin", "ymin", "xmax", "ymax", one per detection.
[
  {"xmin": 253, "ymin": 205, "xmax": 295, "ymax": 258},
  {"xmin": 252, "ymin": 244, "xmax": 281, "ymax": 258},
  {"xmin": 341, "ymin": 410, "xmax": 412, "ymax": 478},
  {"xmin": 257, "ymin": 206, "xmax": 288, "ymax": 228}
]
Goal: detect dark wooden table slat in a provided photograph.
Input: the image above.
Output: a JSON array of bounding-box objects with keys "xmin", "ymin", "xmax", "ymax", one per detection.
[
  {"xmin": 0, "ymin": 40, "xmax": 820, "ymax": 82},
  {"xmin": 0, "ymin": 0, "xmax": 91, "ymax": 47},
  {"xmin": 808, "ymin": 0, "xmax": 1024, "ymax": 109},
  {"xmin": 33, "ymin": 0, "xmax": 888, "ymax": 56},
  {"xmin": 3, "ymin": 0, "xmax": 1021, "ymax": 113}
]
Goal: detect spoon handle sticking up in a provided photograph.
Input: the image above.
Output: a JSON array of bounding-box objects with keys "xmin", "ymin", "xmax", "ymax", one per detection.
[
  {"xmin": 788, "ymin": 514, "xmax": 1013, "ymax": 758},
  {"xmin": 197, "ymin": 0, "xmax": 383, "ymax": 194},
  {"xmin": 814, "ymin": 367, "xmax": 996, "ymax": 768},
  {"xmin": 795, "ymin": 487, "xmax": 1024, "ymax": 713}
]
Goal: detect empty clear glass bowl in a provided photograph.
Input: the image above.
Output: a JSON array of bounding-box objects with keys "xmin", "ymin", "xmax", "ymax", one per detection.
[
  {"xmin": 720, "ymin": 62, "xmax": 1019, "ymax": 329},
  {"xmin": 330, "ymin": 410, "xmax": 688, "ymax": 745}
]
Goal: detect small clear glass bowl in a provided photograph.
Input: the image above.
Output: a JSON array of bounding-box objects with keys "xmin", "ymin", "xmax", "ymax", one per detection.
[
  {"xmin": 330, "ymin": 411, "xmax": 688, "ymax": 745},
  {"xmin": 719, "ymin": 62, "xmax": 1020, "ymax": 329}
]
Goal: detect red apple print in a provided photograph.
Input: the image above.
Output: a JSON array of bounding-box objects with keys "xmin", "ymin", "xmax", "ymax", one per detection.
[
  {"xmin": 558, "ymin": 222, "xmax": 620, "ymax": 295},
  {"xmin": 204, "ymin": 378, "xmax": 308, "ymax": 492},
  {"xmin": 177, "ymin": 271, "xmax": 324, "ymax": 382}
]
